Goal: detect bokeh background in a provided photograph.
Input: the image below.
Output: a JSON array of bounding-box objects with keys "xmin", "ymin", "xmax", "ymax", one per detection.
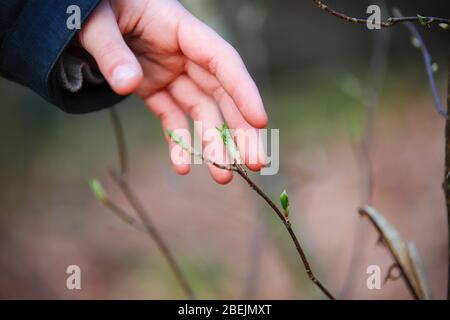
[{"xmin": 0, "ymin": 0, "xmax": 448, "ymax": 299}]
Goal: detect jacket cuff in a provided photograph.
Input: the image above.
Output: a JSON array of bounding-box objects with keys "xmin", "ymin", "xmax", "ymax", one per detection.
[{"xmin": 0, "ymin": 0, "xmax": 126, "ymax": 113}]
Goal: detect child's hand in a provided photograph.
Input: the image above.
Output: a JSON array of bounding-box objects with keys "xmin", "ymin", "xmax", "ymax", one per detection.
[{"xmin": 80, "ymin": 0, "xmax": 268, "ymax": 184}]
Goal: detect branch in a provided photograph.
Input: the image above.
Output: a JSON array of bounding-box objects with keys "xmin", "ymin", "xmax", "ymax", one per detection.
[
  {"xmin": 392, "ymin": 8, "xmax": 448, "ymax": 118},
  {"xmin": 91, "ymin": 108, "xmax": 195, "ymax": 299},
  {"xmin": 109, "ymin": 108, "xmax": 128, "ymax": 174},
  {"xmin": 169, "ymin": 129, "xmax": 335, "ymax": 300},
  {"xmin": 341, "ymin": 21, "xmax": 390, "ymax": 298},
  {"xmin": 108, "ymin": 169, "xmax": 195, "ymax": 300},
  {"xmin": 358, "ymin": 207, "xmax": 434, "ymax": 299},
  {"xmin": 312, "ymin": 0, "xmax": 450, "ymax": 28},
  {"xmin": 444, "ymin": 55, "xmax": 450, "ymax": 300}
]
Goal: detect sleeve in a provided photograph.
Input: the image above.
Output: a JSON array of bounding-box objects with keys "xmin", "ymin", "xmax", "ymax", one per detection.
[{"xmin": 0, "ymin": 0, "xmax": 126, "ymax": 113}]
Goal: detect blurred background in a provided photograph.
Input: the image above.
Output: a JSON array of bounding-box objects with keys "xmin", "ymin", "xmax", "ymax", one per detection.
[{"xmin": 0, "ymin": 0, "xmax": 448, "ymax": 299}]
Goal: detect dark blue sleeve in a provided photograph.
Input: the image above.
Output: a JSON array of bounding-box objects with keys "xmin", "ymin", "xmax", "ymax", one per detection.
[{"xmin": 0, "ymin": 0, "xmax": 125, "ymax": 113}]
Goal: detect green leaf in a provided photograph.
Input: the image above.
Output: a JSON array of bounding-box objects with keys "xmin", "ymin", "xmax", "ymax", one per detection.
[
  {"xmin": 166, "ymin": 129, "xmax": 192, "ymax": 153},
  {"xmin": 90, "ymin": 179, "xmax": 106, "ymax": 203},
  {"xmin": 217, "ymin": 123, "xmax": 240, "ymax": 162},
  {"xmin": 417, "ymin": 14, "xmax": 429, "ymax": 26},
  {"xmin": 280, "ymin": 190, "xmax": 290, "ymax": 214}
]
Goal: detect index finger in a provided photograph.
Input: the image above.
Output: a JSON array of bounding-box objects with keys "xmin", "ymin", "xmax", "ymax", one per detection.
[{"xmin": 177, "ymin": 14, "xmax": 268, "ymax": 129}]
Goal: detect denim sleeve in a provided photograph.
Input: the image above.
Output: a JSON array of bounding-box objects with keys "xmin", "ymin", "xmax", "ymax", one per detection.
[{"xmin": 0, "ymin": 0, "xmax": 125, "ymax": 113}]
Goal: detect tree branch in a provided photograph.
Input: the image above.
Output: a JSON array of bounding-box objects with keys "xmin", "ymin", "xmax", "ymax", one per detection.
[
  {"xmin": 109, "ymin": 108, "xmax": 128, "ymax": 174},
  {"xmin": 312, "ymin": 0, "xmax": 450, "ymax": 28},
  {"xmin": 444, "ymin": 55, "xmax": 450, "ymax": 300},
  {"xmin": 108, "ymin": 169, "xmax": 195, "ymax": 299},
  {"xmin": 169, "ymin": 131, "xmax": 335, "ymax": 300},
  {"xmin": 392, "ymin": 8, "xmax": 448, "ymax": 119},
  {"xmin": 102, "ymin": 108, "xmax": 195, "ymax": 299},
  {"xmin": 359, "ymin": 207, "xmax": 421, "ymax": 299}
]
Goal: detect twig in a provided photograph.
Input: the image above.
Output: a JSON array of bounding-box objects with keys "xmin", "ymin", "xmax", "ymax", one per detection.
[
  {"xmin": 234, "ymin": 166, "xmax": 335, "ymax": 300},
  {"xmin": 312, "ymin": 0, "xmax": 450, "ymax": 28},
  {"xmin": 109, "ymin": 169, "xmax": 195, "ymax": 299},
  {"xmin": 169, "ymin": 131, "xmax": 335, "ymax": 300},
  {"xmin": 109, "ymin": 108, "xmax": 128, "ymax": 174},
  {"xmin": 104, "ymin": 198, "xmax": 146, "ymax": 232},
  {"xmin": 341, "ymin": 18, "xmax": 390, "ymax": 298},
  {"xmin": 396, "ymin": 12, "xmax": 448, "ymax": 118},
  {"xmin": 312, "ymin": 1, "xmax": 448, "ymax": 118},
  {"xmin": 106, "ymin": 108, "xmax": 195, "ymax": 299},
  {"xmin": 359, "ymin": 207, "xmax": 420, "ymax": 299},
  {"xmin": 444, "ymin": 55, "xmax": 450, "ymax": 299},
  {"xmin": 392, "ymin": 9, "xmax": 448, "ymax": 119}
]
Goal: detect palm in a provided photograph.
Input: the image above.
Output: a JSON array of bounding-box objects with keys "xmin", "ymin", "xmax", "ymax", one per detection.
[{"xmin": 83, "ymin": 0, "xmax": 268, "ymax": 184}]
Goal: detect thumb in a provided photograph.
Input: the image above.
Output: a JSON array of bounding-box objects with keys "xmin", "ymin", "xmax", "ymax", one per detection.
[{"xmin": 79, "ymin": 0, "xmax": 143, "ymax": 95}]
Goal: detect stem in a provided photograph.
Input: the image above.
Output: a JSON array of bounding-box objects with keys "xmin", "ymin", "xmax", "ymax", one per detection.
[
  {"xmin": 109, "ymin": 170, "xmax": 195, "ymax": 299},
  {"xmin": 341, "ymin": 21, "xmax": 390, "ymax": 298},
  {"xmin": 234, "ymin": 166, "xmax": 335, "ymax": 300},
  {"xmin": 445, "ymin": 55, "xmax": 450, "ymax": 300},
  {"xmin": 393, "ymin": 9, "xmax": 448, "ymax": 118},
  {"xmin": 109, "ymin": 108, "xmax": 128, "ymax": 174},
  {"xmin": 312, "ymin": 0, "xmax": 450, "ymax": 28},
  {"xmin": 107, "ymin": 109, "xmax": 195, "ymax": 299},
  {"xmin": 359, "ymin": 208, "xmax": 420, "ymax": 299}
]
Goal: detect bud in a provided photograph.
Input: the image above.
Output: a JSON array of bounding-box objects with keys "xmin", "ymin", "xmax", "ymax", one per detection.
[
  {"xmin": 217, "ymin": 123, "xmax": 241, "ymax": 162},
  {"xmin": 280, "ymin": 189, "xmax": 290, "ymax": 216},
  {"xmin": 416, "ymin": 14, "xmax": 429, "ymax": 26},
  {"xmin": 89, "ymin": 179, "xmax": 106, "ymax": 203},
  {"xmin": 167, "ymin": 129, "xmax": 192, "ymax": 153},
  {"xmin": 438, "ymin": 23, "xmax": 449, "ymax": 30}
]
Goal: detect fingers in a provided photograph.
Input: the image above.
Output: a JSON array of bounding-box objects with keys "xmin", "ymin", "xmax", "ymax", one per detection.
[
  {"xmin": 186, "ymin": 62, "xmax": 266, "ymax": 171},
  {"xmin": 146, "ymin": 91, "xmax": 191, "ymax": 175},
  {"xmin": 169, "ymin": 75, "xmax": 233, "ymax": 184},
  {"xmin": 177, "ymin": 14, "xmax": 268, "ymax": 129},
  {"xmin": 79, "ymin": 0, "xmax": 143, "ymax": 95}
]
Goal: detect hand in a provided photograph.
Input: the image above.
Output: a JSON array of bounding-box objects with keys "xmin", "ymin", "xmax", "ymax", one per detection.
[{"xmin": 79, "ymin": 0, "xmax": 268, "ymax": 184}]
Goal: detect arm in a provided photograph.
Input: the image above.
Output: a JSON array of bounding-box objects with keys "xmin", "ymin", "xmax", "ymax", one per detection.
[{"xmin": 0, "ymin": 0, "xmax": 122, "ymax": 113}]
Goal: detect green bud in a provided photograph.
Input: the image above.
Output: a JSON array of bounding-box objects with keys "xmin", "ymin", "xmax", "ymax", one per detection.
[
  {"xmin": 90, "ymin": 179, "xmax": 106, "ymax": 203},
  {"xmin": 280, "ymin": 189, "xmax": 290, "ymax": 215},
  {"xmin": 166, "ymin": 129, "xmax": 192, "ymax": 153},
  {"xmin": 417, "ymin": 14, "xmax": 429, "ymax": 26},
  {"xmin": 217, "ymin": 123, "xmax": 240, "ymax": 162},
  {"xmin": 438, "ymin": 23, "xmax": 449, "ymax": 30}
]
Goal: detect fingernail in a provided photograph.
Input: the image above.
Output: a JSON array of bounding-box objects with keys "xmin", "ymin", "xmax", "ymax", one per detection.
[{"xmin": 111, "ymin": 65, "xmax": 139, "ymax": 89}]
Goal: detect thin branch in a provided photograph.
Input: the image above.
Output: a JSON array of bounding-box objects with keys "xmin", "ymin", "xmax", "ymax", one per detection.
[
  {"xmin": 104, "ymin": 198, "xmax": 146, "ymax": 232},
  {"xmin": 109, "ymin": 108, "xmax": 128, "ymax": 174},
  {"xmin": 392, "ymin": 8, "xmax": 448, "ymax": 118},
  {"xmin": 169, "ymin": 133, "xmax": 335, "ymax": 300},
  {"xmin": 312, "ymin": 0, "xmax": 450, "ymax": 28},
  {"xmin": 359, "ymin": 207, "xmax": 420, "ymax": 299},
  {"xmin": 312, "ymin": 1, "xmax": 448, "ymax": 118},
  {"xmin": 444, "ymin": 55, "xmax": 450, "ymax": 300},
  {"xmin": 108, "ymin": 169, "xmax": 195, "ymax": 299},
  {"xmin": 341, "ymin": 18, "xmax": 390, "ymax": 298},
  {"xmin": 234, "ymin": 166, "xmax": 335, "ymax": 300},
  {"xmin": 107, "ymin": 109, "xmax": 195, "ymax": 299}
]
